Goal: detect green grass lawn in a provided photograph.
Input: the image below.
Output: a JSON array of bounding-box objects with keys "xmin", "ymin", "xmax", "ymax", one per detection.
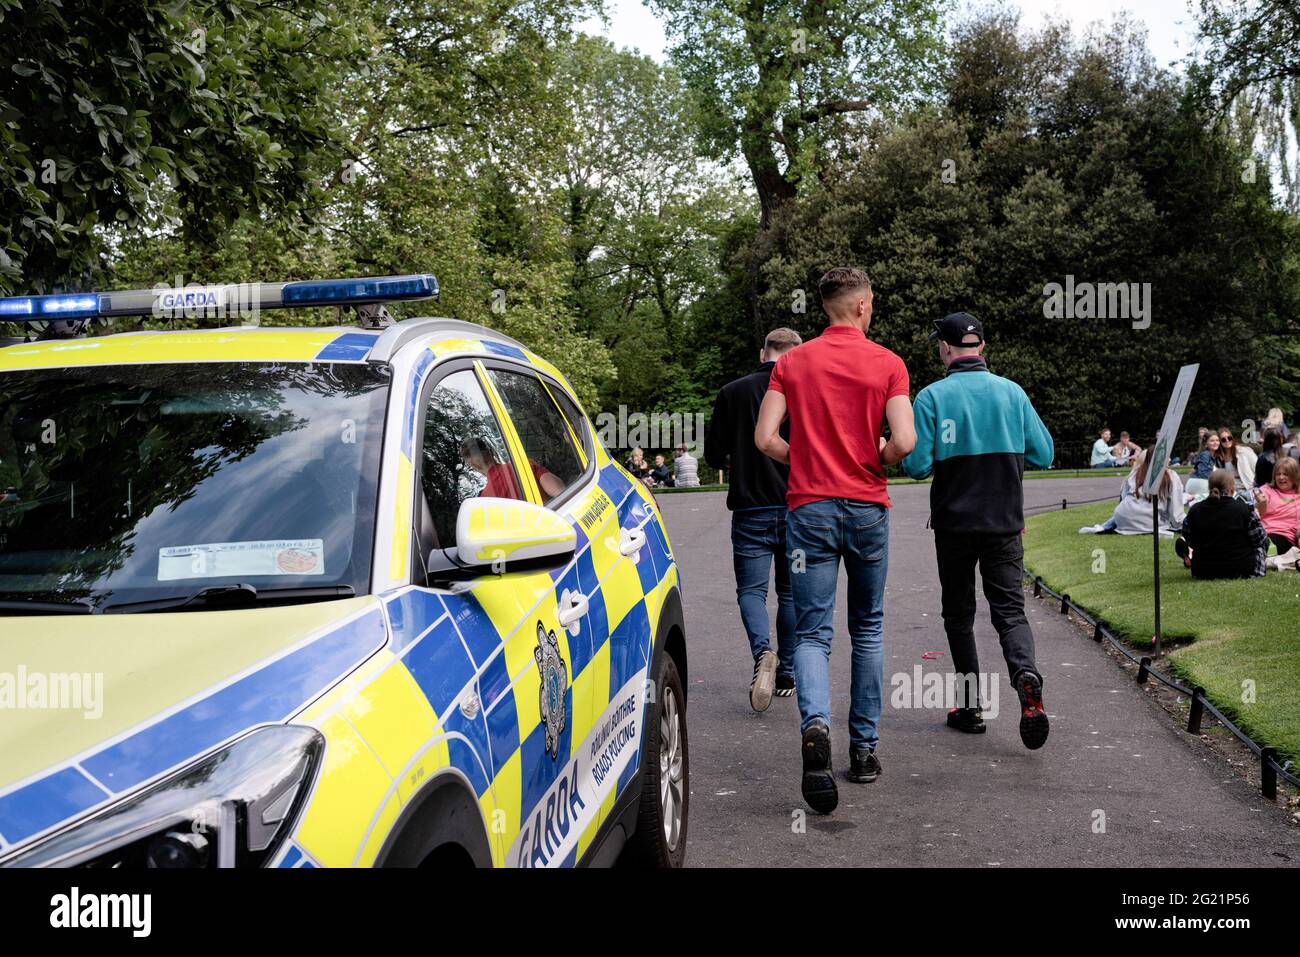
[{"xmin": 1023, "ymin": 502, "xmax": 1300, "ymax": 763}]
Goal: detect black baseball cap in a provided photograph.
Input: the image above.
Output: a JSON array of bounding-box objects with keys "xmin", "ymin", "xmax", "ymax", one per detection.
[{"xmin": 930, "ymin": 311, "xmax": 984, "ymax": 346}]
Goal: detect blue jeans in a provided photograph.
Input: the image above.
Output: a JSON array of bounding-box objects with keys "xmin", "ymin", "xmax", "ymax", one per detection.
[
  {"xmin": 731, "ymin": 509, "xmax": 796, "ymax": 678},
  {"xmin": 786, "ymin": 499, "xmax": 890, "ymax": 750}
]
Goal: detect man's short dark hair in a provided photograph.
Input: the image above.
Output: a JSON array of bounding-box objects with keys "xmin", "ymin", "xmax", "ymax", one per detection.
[{"xmin": 818, "ymin": 267, "xmax": 872, "ymax": 306}]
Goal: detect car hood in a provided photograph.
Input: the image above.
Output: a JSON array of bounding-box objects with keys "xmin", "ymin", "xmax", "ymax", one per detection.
[{"xmin": 0, "ymin": 597, "xmax": 387, "ymax": 852}]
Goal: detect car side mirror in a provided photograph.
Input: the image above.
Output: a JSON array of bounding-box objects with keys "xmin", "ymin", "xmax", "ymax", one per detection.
[{"xmin": 452, "ymin": 497, "xmax": 576, "ymax": 577}]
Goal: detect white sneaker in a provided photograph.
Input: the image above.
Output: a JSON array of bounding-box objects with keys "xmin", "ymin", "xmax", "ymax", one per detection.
[
  {"xmin": 1078, "ymin": 524, "xmax": 1105, "ymax": 534},
  {"xmin": 1270, "ymin": 547, "xmax": 1300, "ymax": 571},
  {"xmin": 750, "ymin": 650, "xmax": 778, "ymax": 712}
]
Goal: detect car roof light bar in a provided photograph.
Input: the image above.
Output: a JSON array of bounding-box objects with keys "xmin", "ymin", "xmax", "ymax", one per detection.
[{"xmin": 0, "ymin": 274, "xmax": 440, "ymax": 324}]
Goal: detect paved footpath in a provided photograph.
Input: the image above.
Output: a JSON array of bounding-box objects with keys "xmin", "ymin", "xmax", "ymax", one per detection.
[{"xmin": 661, "ymin": 479, "xmax": 1300, "ymax": 867}]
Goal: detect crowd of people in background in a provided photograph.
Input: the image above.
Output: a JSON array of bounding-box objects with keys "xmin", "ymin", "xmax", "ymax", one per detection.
[
  {"xmin": 623, "ymin": 444, "xmax": 700, "ymax": 489},
  {"xmin": 1080, "ymin": 412, "xmax": 1300, "ymax": 578}
]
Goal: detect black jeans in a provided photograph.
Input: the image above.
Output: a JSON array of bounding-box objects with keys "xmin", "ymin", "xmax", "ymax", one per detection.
[
  {"xmin": 1267, "ymin": 532, "xmax": 1295, "ymax": 553},
  {"xmin": 933, "ymin": 530, "xmax": 1039, "ymax": 705}
]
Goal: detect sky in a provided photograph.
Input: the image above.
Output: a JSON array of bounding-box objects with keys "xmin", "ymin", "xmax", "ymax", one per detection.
[{"xmin": 580, "ymin": 0, "xmax": 1202, "ymax": 70}]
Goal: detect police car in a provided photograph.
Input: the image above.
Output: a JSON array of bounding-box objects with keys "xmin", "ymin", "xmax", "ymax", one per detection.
[{"xmin": 0, "ymin": 275, "xmax": 688, "ymax": 868}]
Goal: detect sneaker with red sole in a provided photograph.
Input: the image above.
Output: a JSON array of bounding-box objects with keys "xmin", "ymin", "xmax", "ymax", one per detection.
[
  {"xmin": 945, "ymin": 706, "xmax": 986, "ymax": 734},
  {"xmin": 1014, "ymin": 670, "xmax": 1049, "ymax": 750}
]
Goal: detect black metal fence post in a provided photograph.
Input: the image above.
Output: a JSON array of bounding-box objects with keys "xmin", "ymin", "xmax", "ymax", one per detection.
[
  {"xmin": 1186, "ymin": 688, "xmax": 1205, "ymax": 734},
  {"xmin": 1262, "ymin": 748, "xmax": 1278, "ymax": 800},
  {"xmin": 1152, "ymin": 495, "xmax": 1162, "ymax": 659}
]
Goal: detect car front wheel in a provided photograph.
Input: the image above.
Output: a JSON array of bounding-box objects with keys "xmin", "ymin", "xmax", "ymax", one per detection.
[{"xmin": 621, "ymin": 651, "xmax": 688, "ymax": 867}]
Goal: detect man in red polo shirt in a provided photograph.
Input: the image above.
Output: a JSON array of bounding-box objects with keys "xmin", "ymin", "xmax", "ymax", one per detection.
[{"xmin": 755, "ymin": 266, "xmax": 914, "ymax": 815}]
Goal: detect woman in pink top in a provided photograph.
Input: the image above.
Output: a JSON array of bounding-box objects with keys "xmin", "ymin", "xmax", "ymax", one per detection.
[{"xmin": 1253, "ymin": 457, "xmax": 1300, "ymax": 552}]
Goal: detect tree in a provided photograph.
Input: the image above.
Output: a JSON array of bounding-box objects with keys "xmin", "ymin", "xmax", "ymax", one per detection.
[
  {"xmin": 104, "ymin": 0, "xmax": 622, "ymax": 408},
  {"xmin": 753, "ymin": 13, "xmax": 1300, "ymax": 450},
  {"xmin": 0, "ymin": 0, "xmax": 365, "ymax": 293},
  {"xmin": 323, "ymin": 0, "xmax": 617, "ymax": 406},
  {"xmin": 548, "ymin": 36, "xmax": 753, "ymax": 415},
  {"xmin": 1193, "ymin": 0, "xmax": 1300, "ymax": 211},
  {"xmin": 647, "ymin": 0, "xmax": 949, "ymax": 227}
]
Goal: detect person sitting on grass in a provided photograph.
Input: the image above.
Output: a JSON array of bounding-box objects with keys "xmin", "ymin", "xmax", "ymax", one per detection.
[
  {"xmin": 1111, "ymin": 431, "xmax": 1142, "ymax": 466},
  {"xmin": 1079, "ymin": 448, "xmax": 1183, "ymax": 536},
  {"xmin": 1174, "ymin": 469, "xmax": 1268, "ymax": 579},
  {"xmin": 649, "ymin": 453, "xmax": 674, "ymax": 488},
  {"xmin": 1190, "ymin": 431, "xmax": 1218, "ymax": 480},
  {"xmin": 1262, "ymin": 407, "xmax": 1290, "ymax": 442},
  {"xmin": 1090, "ymin": 427, "xmax": 1117, "ymax": 467},
  {"xmin": 672, "ymin": 445, "xmax": 700, "ymax": 488},
  {"xmin": 1254, "ymin": 428, "xmax": 1285, "ymax": 489},
  {"xmin": 1215, "ymin": 426, "xmax": 1257, "ymax": 498},
  {"xmin": 625, "ymin": 446, "xmax": 651, "ymax": 482},
  {"xmin": 1252, "ymin": 456, "xmax": 1300, "ymax": 554}
]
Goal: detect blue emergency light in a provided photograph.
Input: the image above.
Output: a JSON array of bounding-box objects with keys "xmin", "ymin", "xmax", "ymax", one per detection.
[
  {"xmin": 282, "ymin": 275, "xmax": 438, "ymax": 306},
  {"xmin": 0, "ymin": 274, "xmax": 439, "ymax": 326},
  {"xmin": 0, "ymin": 294, "xmax": 99, "ymax": 318}
]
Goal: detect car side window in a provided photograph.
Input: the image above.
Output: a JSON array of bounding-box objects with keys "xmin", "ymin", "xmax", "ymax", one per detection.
[
  {"xmin": 548, "ymin": 384, "xmax": 591, "ymax": 460},
  {"xmin": 486, "ymin": 368, "xmax": 586, "ymax": 504},
  {"xmin": 419, "ymin": 369, "xmax": 524, "ymax": 551}
]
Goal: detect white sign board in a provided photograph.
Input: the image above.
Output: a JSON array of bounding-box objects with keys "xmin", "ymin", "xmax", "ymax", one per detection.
[{"xmin": 1143, "ymin": 363, "xmax": 1199, "ymax": 497}]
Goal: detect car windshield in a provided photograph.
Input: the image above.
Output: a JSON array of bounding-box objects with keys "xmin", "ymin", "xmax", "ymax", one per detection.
[{"xmin": 0, "ymin": 361, "xmax": 390, "ymax": 611}]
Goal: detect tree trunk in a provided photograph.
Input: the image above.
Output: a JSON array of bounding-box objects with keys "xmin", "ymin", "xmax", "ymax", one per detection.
[{"xmin": 740, "ymin": 123, "xmax": 798, "ymax": 338}]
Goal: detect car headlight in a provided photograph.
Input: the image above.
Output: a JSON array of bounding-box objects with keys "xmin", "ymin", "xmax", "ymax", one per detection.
[{"xmin": 0, "ymin": 725, "xmax": 323, "ymax": 868}]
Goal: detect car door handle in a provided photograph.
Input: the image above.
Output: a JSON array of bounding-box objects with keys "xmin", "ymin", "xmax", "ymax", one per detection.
[
  {"xmin": 619, "ymin": 528, "xmax": 647, "ymax": 557},
  {"xmin": 558, "ymin": 592, "xmax": 588, "ymax": 628}
]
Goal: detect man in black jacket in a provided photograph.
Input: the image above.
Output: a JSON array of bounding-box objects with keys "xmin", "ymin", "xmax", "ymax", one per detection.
[{"xmin": 705, "ymin": 327, "xmax": 802, "ymax": 711}]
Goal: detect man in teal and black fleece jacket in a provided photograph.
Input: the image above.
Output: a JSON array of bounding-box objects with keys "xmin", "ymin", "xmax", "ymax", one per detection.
[{"xmin": 902, "ymin": 312, "xmax": 1055, "ymax": 750}]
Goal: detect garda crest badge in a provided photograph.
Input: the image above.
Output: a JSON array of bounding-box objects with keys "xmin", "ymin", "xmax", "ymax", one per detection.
[{"xmin": 534, "ymin": 621, "xmax": 568, "ymax": 759}]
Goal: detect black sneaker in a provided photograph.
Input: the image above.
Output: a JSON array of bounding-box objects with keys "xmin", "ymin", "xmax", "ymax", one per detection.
[
  {"xmin": 1014, "ymin": 670, "xmax": 1049, "ymax": 750},
  {"xmin": 749, "ymin": 650, "xmax": 777, "ymax": 712},
  {"xmin": 847, "ymin": 746, "xmax": 881, "ymax": 783},
  {"xmin": 945, "ymin": 707, "xmax": 987, "ymax": 734},
  {"xmin": 774, "ymin": 673, "xmax": 796, "ymax": 697},
  {"xmin": 800, "ymin": 720, "xmax": 838, "ymax": 814}
]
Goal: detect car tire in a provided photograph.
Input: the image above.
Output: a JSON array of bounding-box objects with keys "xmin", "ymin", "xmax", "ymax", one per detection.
[{"xmin": 621, "ymin": 651, "xmax": 688, "ymax": 867}]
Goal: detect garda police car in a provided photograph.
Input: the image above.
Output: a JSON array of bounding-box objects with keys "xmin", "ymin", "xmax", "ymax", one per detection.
[{"xmin": 0, "ymin": 275, "xmax": 688, "ymax": 868}]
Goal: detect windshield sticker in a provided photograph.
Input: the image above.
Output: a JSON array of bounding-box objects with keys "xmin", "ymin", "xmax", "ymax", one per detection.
[{"xmin": 158, "ymin": 540, "xmax": 326, "ymax": 581}]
